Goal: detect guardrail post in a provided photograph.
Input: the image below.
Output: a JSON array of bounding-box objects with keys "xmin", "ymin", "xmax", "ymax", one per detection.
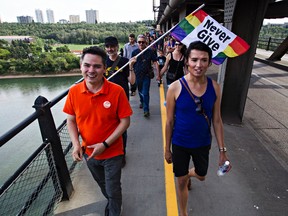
[
  {"xmin": 33, "ymin": 95, "xmax": 73, "ymax": 200},
  {"xmin": 266, "ymin": 37, "xmax": 271, "ymax": 51}
]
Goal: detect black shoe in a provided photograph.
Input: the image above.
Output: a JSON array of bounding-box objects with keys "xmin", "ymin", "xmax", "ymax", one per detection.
[
  {"xmin": 139, "ymin": 103, "xmax": 143, "ymax": 109},
  {"xmin": 144, "ymin": 112, "xmax": 150, "ymax": 117}
]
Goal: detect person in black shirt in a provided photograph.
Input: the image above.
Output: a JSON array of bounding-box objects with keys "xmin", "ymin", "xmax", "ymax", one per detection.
[
  {"xmin": 159, "ymin": 41, "xmax": 186, "ymax": 87},
  {"xmin": 104, "ymin": 36, "xmax": 135, "ymax": 167}
]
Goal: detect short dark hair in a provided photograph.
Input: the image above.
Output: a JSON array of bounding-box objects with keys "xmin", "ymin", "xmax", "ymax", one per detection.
[
  {"xmin": 81, "ymin": 46, "xmax": 107, "ymax": 66},
  {"xmin": 129, "ymin": 33, "xmax": 135, "ymax": 38},
  {"xmin": 185, "ymin": 41, "xmax": 212, "ymax": 62}
]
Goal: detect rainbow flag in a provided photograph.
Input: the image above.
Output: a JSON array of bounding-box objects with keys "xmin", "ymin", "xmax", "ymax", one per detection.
[{"xmin": 171, "ymin": 9, "xmax": 250, "ymax": 65}]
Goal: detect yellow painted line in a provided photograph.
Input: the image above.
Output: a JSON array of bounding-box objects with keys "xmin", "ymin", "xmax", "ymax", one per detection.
[{"xmin": 159, "ymin": 84, "xmax": 179, "ymax": 216}]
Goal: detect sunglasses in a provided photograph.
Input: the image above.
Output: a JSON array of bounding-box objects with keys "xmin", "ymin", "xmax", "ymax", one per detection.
[
  {"xmin": 175, "ymin": 43, "xmax": 182, "ymax": 46},
  {"xmin": 194, "ymin": 97, "xmax": 203, "ymax": 114},
  {"xmin": 138, "ymin": 41, "xmax": 146, "ymax": 44}
]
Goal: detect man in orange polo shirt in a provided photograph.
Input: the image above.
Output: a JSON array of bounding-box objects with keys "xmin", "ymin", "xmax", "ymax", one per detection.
[{"xmin": 63, "ymin": 46, "xmax": 132, "ymax": 216}]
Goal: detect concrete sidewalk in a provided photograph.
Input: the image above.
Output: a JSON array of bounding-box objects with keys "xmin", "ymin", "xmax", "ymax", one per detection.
[
  {"xmin": 255, "ymin": 48, "xmax": 288, "ymax": 71},
  {"xmin": 54, "ymin": 49, "xmax": 288, "ymax": 216}
]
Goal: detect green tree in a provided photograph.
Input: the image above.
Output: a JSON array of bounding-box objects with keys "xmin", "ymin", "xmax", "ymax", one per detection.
[
  {"xmin": 56, "ymin": 45, "xmax": 70, "ymax": 53},
  {"xmin": 0, "ymin": 48, "xmax": 10, "ymax": 59},
  {"xmin": 0, "ymin": 22, "xmax": 153, "ymax": 45},
  {"xmin": 0, "ymin": 21, "xmax": 158, "ymax": 75}
]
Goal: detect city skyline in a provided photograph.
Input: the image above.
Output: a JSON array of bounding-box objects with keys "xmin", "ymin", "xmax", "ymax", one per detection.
[
  {"xmin": 0, "ymin": 0, "xmax": 287, "ymax": 24},
  {"xmin": 17, "ymin": 9, "xmax": 100, "ymax": 24},
  {"xmin": 0, "ymin": 0, "xmax": 155, "ymax": 23}
]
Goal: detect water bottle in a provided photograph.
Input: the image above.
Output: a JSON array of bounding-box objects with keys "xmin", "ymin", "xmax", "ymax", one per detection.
[{"xmin": 217, "ymin": 161, "xmax": 230, "ymax": 176}]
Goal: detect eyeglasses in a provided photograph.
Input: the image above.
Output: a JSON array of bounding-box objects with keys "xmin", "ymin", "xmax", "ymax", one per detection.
[
  {"xmin": 138, "ymin": 41, "xmax": 146, "ymax": 44},
  {"xmin": 194, "ymin": 97, "xmax": 203, "ymax": 114},
  {"xmin": 175, "ymin": 43, "xmax": 182, "ymax": 46}
]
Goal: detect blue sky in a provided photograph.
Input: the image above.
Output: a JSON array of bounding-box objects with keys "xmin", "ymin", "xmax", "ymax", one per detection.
[{"xmin": 0, "ymin": 0, "xmax": 155, "ymax": 23}]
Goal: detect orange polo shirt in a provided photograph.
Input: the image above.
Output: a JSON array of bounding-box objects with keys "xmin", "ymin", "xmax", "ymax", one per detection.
[{"xmin": 63, "ymin": 78, "xmax": 133, "ymax": 160}]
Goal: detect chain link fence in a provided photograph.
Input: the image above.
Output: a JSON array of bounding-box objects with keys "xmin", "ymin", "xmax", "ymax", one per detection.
[
  {"xmin": 0, "ymin": 142, "xmax": 62, "ymax": 215},
  {"xmin": 0, "ymin": 122, "xmax": 84, "ymax": 215},
  {"xmin": 58, "ymin": 120, "xmax": 83, "ymax": 181}
]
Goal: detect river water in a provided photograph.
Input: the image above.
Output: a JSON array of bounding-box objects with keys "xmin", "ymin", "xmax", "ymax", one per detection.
[{"xmin": 0, "ymin": 75, "xmax": 82, "ymax": 185}]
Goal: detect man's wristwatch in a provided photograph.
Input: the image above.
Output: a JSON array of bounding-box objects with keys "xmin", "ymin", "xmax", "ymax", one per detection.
[
  {"xmin": 103, "ymin": 141, "xmax": 109, "ymax": 148},
  {"xmin": 219, "ymin": 147, "xmax": 227, "ymax": 152}
]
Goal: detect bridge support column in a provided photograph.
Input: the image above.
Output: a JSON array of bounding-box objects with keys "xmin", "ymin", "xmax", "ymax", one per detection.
[{"xmin": 220, "ymin": 0, "xmax": 270, "ymax": 124}]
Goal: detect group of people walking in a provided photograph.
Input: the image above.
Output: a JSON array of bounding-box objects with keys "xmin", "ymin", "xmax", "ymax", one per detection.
[{"xmin": 63, "ymin": 31, "xmax": 230, "ymax": 216}]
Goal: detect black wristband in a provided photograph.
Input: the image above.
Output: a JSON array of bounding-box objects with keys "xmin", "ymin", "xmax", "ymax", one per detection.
[{"xmin": 103, "ymin": 141, "xmax": 109, "ymax": 148}]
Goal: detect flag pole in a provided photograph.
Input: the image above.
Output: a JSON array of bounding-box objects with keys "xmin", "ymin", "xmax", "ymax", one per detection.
[{"xmin": 108, "ymin": 3, "xmax": 205, "ymax": 81}]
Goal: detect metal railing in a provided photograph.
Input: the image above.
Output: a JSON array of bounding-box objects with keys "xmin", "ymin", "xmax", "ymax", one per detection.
[
  {"xmin": 0, "ymin": 78, "xmax": 83, "ymax": 215},
  {"xmin": 257, "ymin": 37, "xmax": 286, "ymax": 52}
]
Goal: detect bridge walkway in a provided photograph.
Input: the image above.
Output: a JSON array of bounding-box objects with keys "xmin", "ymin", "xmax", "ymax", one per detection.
[{"xmin": 54, "ymin": 49, "xmax": 288, "ymax": 216}]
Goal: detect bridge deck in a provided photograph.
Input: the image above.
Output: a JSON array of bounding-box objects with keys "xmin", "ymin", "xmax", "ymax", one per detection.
[{"xmin": 54, "ymin": 49, "xmax": 288, "ymax": 216}]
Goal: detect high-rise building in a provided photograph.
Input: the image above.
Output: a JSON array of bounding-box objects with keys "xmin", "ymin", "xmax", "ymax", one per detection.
[
  {"xmin": 17, "ymin": 16, "xmax": 33, "ymax": 23},
  {"xmin": 85, "ymin": 9, "xmax": 99, "ymax": 24},
  {"xmin": 59, "ymin": 19, "xmax": 68, "ymax": 24},
  {"xmin": 69, "ymin": 15, "xmax": 80, "ymax": 23},
  {"xmin": 35, "ymin": 9, "xmax": 44, "ymax": 23},
  {"xmin": 46, "ymin": 9, "xmax": 55, "ymax": 23}
]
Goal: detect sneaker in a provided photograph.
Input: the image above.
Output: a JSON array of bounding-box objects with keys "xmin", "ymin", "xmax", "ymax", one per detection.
[
  {"xmin": 139, "ymin": 103, "xmax": 143, "ymax": 109},
  {"xmin": 144, "ymin": 112, "xmax": 150, "ymax": 117},
  {"xmin": 131, "ymin": 91, "xmax": 136, "ymax": 96}
]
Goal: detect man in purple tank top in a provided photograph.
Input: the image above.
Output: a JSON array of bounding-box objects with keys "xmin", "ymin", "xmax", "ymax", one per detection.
[{"xmin": 165, "ymin": 41, "xmax": 231, "ymax": 216}]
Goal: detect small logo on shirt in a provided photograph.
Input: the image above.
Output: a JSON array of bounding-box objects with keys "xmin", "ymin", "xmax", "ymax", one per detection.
[{"xmin": 103, "ymin": 101, "xmax": 111, "ymax": 108}]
